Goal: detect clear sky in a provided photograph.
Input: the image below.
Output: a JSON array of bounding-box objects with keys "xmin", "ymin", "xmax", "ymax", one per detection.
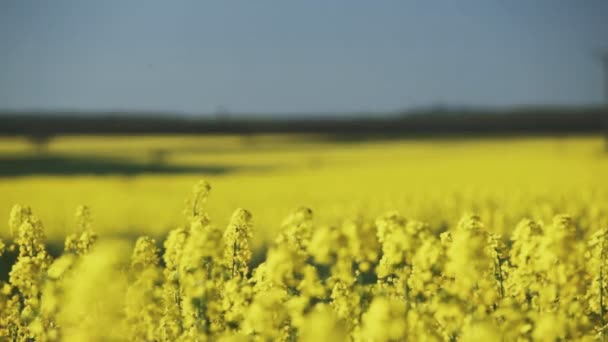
[{"xmin": 0, "ymin": 0, "xmax": 607, "ymax": 115}]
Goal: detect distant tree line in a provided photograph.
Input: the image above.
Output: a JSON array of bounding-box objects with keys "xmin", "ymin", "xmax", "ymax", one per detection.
[{"xmin": 0, "ymin": 107, "xmax": 606, "ymax": 140}]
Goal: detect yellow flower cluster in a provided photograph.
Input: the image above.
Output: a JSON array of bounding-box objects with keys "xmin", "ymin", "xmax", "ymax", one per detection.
[{"xmin": 1, "ymin": 180, "xmax": 607, "ymax": 341}]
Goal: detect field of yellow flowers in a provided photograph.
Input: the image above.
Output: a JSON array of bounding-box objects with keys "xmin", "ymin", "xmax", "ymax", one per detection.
[{"xmin": 0, "ymin": 135, "xmax": 607, "ymax": 341}]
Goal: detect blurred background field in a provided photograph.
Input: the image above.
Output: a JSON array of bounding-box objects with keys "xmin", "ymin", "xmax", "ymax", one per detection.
[
  {"xmin": 1, "ymin": 134, "xmax": 606, "ymax": 248},
  {"xmin": 1, "ymin": 0, "xmax": 607, "ymax": 248}
]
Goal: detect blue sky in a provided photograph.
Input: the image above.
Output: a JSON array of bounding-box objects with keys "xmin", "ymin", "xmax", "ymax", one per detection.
[{"xmin": 0, "ymin": 0, "xmax": 607, "ymax": 115}]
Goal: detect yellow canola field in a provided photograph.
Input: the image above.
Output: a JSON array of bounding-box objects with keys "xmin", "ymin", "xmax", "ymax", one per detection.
[
  {"xmin": 0, "ymin": 135, "xmax": 607, "ymax": 341},
  {"xmin": 0, "ymin": 135, "xmax": 606, "ymax": 244}
]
